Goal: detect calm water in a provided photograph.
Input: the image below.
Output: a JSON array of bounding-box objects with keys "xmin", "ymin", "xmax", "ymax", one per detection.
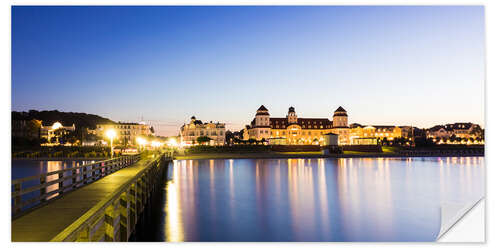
[{"xmin": 134, "ymin": 157, "xmax": 484, "ymax": 242}]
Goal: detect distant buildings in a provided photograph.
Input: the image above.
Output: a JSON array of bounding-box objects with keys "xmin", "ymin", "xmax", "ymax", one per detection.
[
  {"xmin": 427, "ymin": 122, "xmax": 483, "ymax": 140},
  {"xmin": 96, "ymin": 122, "xmax": 153, "ymax": 146},
  {"xmin": 180, "ymin": 116, "xmax": 226, "ymax": 146},
  {"xmin": 242, "ymin": 105, "xmax": 429, "ymax": 146},
  {"xmin": 12, "ymin": 119, "xmax": 75, "ymax": 145},
  {"xmin": 349, "ymin": 124, "xmax": 405, "ymax": 142}
]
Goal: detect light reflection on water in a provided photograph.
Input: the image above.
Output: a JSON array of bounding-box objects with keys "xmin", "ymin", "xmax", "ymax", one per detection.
[
  {"xmin": 157, "ymin": 157, "xmax": 484, "ymax": 242},
  {"xmin": 12, "ymin": 160, "xmax": 96, "ymax": 206}
]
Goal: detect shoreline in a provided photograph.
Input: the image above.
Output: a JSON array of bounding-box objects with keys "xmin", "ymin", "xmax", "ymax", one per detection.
[{"xmin": 174, "ymin": 152, "xmax": 484, "ymax": 160}]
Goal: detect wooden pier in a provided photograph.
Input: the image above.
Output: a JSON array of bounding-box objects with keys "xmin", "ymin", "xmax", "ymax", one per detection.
[{"xmin": 11, "ymin": 152, "xmax": 172, "ymax": 242}]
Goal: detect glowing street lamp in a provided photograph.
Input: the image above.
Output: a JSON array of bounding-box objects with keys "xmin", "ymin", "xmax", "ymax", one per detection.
[
  {"xmin": 168, "ymin": 138, "xmax": 178, "ymax": 147},
  {"xmin": 106, "ymin": 129, "xmax": 117, "ymax": 158},
  {"xmin": 52, "ymin": 122, "xmax": 63, "ymax": 130},
  {"xmin": 136, "ymin": 137, "xmax": 147, "ymax": 151},
  {"xmin": 151, "ymin": 140, "xmax": 163, "ymax": 148}
]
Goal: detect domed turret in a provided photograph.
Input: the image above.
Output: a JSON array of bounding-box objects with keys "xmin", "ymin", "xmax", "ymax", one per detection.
[{"xmin": 287, "ymin": 106, "xmax": 297, "ymax": 124}]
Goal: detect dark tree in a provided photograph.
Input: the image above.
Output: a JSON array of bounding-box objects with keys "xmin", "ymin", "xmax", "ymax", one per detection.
[
  {"xmin": 225, "ymin": 131, "xmax": 234, "ymax": 145},
  {"xmin": 196, "ymin": 136, "xmax": 212, "ymax": 145},
  {"xmin": 382, "ymin": 137, "xmax": 389, "ymax": 146}
]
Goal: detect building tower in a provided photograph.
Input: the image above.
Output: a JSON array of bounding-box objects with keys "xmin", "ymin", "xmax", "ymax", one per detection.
[
  {"xmin": 287, "ymin": 106, "xmax": 298, "ymax": 124},
  {"xmin": 255, "ymin": 105, "xmax": 270, "ymax": 126},
  {"xmin": 333, "ymin": 106, "xmax": 349, "ymax": 145},
  {"xmin": 252, "ymin": 105, "xmax": 271, "ymax": 141},
  {"xmin": 333, "ymin": 106, "xmax": 348, "ymax": 127}
]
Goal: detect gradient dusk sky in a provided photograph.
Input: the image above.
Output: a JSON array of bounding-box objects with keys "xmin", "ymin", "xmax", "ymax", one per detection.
[{"xmin": 12, "ymin": 6, "xmax": 484, "ymax": 136}]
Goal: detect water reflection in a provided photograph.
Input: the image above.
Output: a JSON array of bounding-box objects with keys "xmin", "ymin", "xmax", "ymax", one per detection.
[
  {"xmin": 158, "ymin": 157, "xmax": 484, "ymax": 242},
  {"xmin": 165, "ymin": 164, "xmax": 184, "ymax": 242},
  {"xmin": 12, "ymin": 160, "xmax": 96, "ymax": 208}
]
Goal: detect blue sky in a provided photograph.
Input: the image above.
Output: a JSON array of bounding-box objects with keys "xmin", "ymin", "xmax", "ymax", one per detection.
[{"xmin": 11, "ymin": 6, "xmax": 484, "ymax": 136}]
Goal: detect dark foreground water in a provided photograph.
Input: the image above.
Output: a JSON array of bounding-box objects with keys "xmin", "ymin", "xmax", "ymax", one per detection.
[{"xmin": 133, "ymin": 157, "xmax": 484, "ymax": 242}]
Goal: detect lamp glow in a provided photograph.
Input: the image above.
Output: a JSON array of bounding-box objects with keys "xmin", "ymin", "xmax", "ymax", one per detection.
[
  {"xmin": 52, "ymin": 122, "xmax": 63, "ymax": 130},
  {"xmin": 151, "ymin": 140, "xmax": 163, "ymax": 147},
  {"xmin": 136, "ymin": 137, "xmax": 147, "ymax": 151},
  {"xmin": 168, "ymin": 138, "xmax": 178, "ymax": 147},
  {"xmin": 106, "ymin": 129, "xmax": 117, "ymax": 158}
]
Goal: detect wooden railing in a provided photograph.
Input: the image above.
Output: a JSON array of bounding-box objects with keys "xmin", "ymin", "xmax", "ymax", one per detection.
[
  {"xmin": 50, "ymin": 152, "xmax": 169, "ymax": 242},
  {"xmin": 12, "ymin": 154, "xmax": 141, "ymax": 216}
]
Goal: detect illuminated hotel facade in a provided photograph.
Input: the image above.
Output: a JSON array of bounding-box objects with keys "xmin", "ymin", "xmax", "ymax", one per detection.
[
  {"xmin": 246, "ymin": 105, "xmax": 350, "ymax": 145},
  {"xmin": 180, "ymin": 116, "xmax": 226, "ymax": 146},
  {"xmin": 244, "ymin": 105, "xmax": 415, "ymax": 145},
  {"xmin": 349, "ymin": 124, "xmax": 413, "ymax": 143},
  {"xmin": 96, "ymin": 122, "xmax": 152, "ymax": 145}
]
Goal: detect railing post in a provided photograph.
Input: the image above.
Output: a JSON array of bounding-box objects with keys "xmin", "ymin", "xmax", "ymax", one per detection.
[
  {"xmin": 58, "ymin": 172, "xmax": 64, "ymax": 195},
  {"xmin": 72, "ymin": 169, "xmax": 77, "ymax": 189},
  {"xmin": 107, "ymin": 161, "xmax": 111, "ymax": 175},
  {"xmin": 40, "ymin": 176, "xmax": 46, "ymax": 202},
  {"xmin": 137, "ymin": 178, "xmax": 143, "ymax": 213},
  {"xmin": 14, "ymin": 183, "xmax": 22, "ymax": 213},
  {"xmin": 129, "ymin": 183, "xmax": 137, "ymax": 227},
  {"xmin": 83, "ymin": 165, "xmax": 89, "ymax": 184},
  {"xmin": 76, "ymin": 226, "xmax": 91, "ymax": 241},
  {"xmin": 119, "ymin": 191, "xmax": 130, "ymax": 242},
  {"xmin": 92, "ymin": 164, "xmax": 97, "ymax": 182},
  {"xmin": 105, "ymin": 201, "xmax": 119, "ymax": 242}
]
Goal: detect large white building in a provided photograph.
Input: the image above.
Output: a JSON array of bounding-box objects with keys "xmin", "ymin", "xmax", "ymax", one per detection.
[
  {"xmin": 180, "ymin": 116, "xmax": 226, "ymax": 146},
  {"xmin": 96, "ymin": 122, "xmax": 152, "ymax": 145},
  {"xmin": 246, "ymin": 105, "xmax": 350, "ymax": 145}
]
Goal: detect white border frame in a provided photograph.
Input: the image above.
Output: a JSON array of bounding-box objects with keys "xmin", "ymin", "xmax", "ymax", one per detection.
[{"xmin": 2, "ymin": 1, "xmax": 498, "ymax": 249}]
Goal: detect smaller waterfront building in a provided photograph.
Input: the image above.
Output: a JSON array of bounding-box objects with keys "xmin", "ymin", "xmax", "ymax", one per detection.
[
  {"xmin": 40, "ymin": 122, "xmax": 76, "ymax": 143},
  {"xmin": 322, "ymin": 133, "xmax": 339, "ymax": 146},
  {"xmin": 180, "ymin": 116, "xmax": 226, "ymax": 146},
  {"xmin": 96, "ymin": 122, "xmax": 152, "ymax": 145},
  {"xmin": 426, "ymin": 122, "xmax": 482, "ymax": 140},
  {"xmin": 349, "ymin": 124, "xmax": 404, "ymax": 143}
]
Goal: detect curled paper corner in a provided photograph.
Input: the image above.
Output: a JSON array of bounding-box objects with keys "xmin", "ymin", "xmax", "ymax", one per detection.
[{"xmin": 436, "ymin": 197, "xmax": 484, "ymax": 241}]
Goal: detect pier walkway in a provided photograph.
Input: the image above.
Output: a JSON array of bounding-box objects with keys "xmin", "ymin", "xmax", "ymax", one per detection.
[{"xmin": 12, "ymin": 152, "xmax": 171, "ymax": 242}]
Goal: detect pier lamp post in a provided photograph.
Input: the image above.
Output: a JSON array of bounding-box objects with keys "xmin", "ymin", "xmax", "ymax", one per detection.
[
  {"xmin": 106, "ymin": 129, "xmax": 117, "ymax": 158},
  {"xmin": 136, "ymin": 137, "xmax": 146, "ymax": 152}
]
